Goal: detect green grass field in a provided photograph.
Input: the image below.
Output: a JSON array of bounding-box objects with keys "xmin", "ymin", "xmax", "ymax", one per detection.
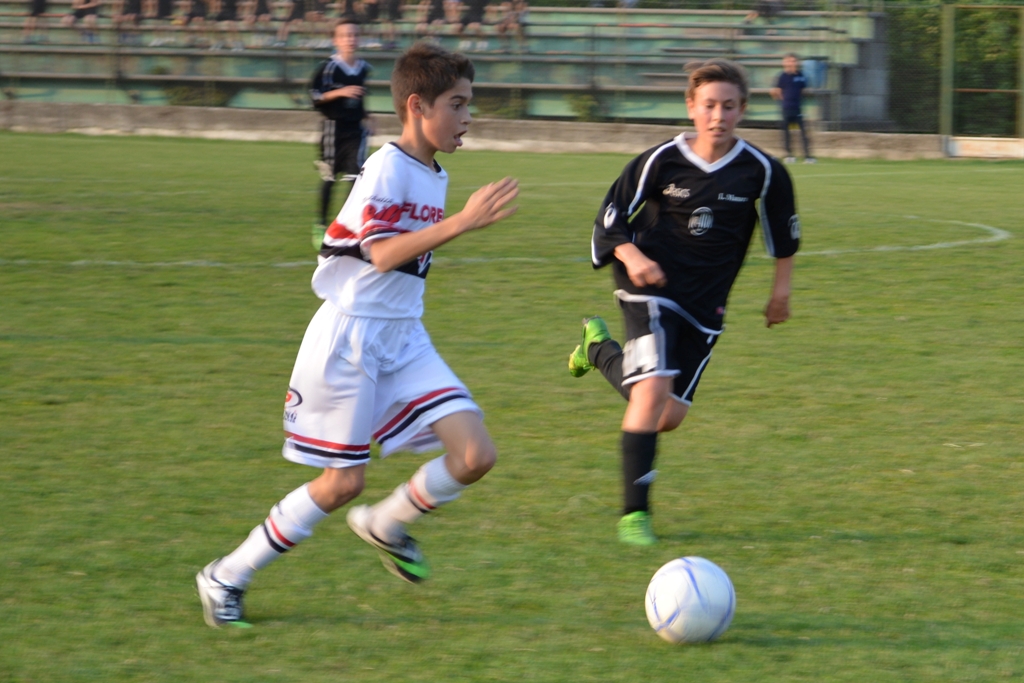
[{"xmin": 2, "ymin": 131, "xmax": 1023, "ymax": 682}]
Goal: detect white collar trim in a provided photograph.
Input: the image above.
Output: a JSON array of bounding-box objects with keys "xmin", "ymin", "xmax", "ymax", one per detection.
[
  {"xmin": 331, "ymin": 56, "xmax": 364, "ymax": 76},
  {"xmin": 675, "ymin": 133, "xmax": 747, "ymax": 173}
]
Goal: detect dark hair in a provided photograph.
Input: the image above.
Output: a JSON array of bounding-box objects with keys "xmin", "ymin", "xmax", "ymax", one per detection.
[
  {"xmin": 684, "ymin": 58, "xmax": 749, "ymax": 104},
  {"xmin": 333, "ymin": 15, "xmax": 359, "ymax": 33},
  {"xmin": 391, "ymin": 42, "xmax": 475, "ymax": 122}
]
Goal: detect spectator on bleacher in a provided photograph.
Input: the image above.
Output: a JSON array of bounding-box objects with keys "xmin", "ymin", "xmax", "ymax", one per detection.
[
  {"xmin": 62, "ymin": 0, "xmax": 101, "ymax": 41},
  {"xmin": 23, "ymin": 0, "xmax": 48, "ymax": 43},
  {"xmin": 154, "ymin": 0, "xmax": 171, "ymax": 19},
  {"xmin": 444, "ymin": 0, "xmax": 460, "ymax": 23},
  {"xmin": 273, "ymin": 0, "xmax": 303, "ymax": 45},
  {"xmin": 141, "ymin": 0, "xmax": 171, "ymax": 43},
  {"xmin": 416, "ymin": 0, "xmax": 445, "ymax": 35},
  {"xmin": 179, "ymin": 0, "xmax": 212, "ymax": 46},
  {"xmin": 242, "ymin": 0, "xmax": 274, "ymax": 45},
  {"xmin": 114, "ymin": 0, "xmax": 144, "ymax": 43},
  {"xmin": 359, "ymin": 0, "xmax": 382, "ymax": 45},
  {"xmin": 275, "ymin": 0, "xmax": 327, "ymax": 46},
  {"xmin": 110, "ymin": 0, "xmax": 124, "ymax": 23},
  {"xmin": 744, "ymin": 0, "xmax": 781, "ymax": 29},
  {"xmin": 308, "ymin": 0, "xmax": 327, "ymax": 29},
  {"xmin": 455, "ymin": 0, "xmax": 487, "ymax": 50},
  {"xmin": 151, "ymin": 0, "xmax": 173, "ymax": 21},
  {"xmin": 770, "ymin": 52, "xmax": 814, "ymax": 163},
  {"xmin": 494, "ymin": 0, "xmax": 525, "ymax": 48},
  {"xmin": 213, "ymin": 0, "xmax": 244, "ymax": 48},
  {"xmin": 360, "ymin": 0, "xmax": 399, "ymax": 48}
]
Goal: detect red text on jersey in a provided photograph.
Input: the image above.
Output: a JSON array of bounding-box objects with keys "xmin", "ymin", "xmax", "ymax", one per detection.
[{"xmin": 362, "ymin": 202, "xmax": 445, "ymax": 228}]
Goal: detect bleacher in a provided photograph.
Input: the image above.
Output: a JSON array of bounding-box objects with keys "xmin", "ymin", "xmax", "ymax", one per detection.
[{"xmin": 0, "ymin": 2, "xmax": 879, "ymax": 123}]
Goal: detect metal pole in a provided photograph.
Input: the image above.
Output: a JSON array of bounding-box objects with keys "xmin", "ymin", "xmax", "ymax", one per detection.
[
  {"xmin": 940, "ymin": 4, "xmax": 955, "ymax": 136},
  {"xmin": 1019, "ymin": 8, "xmax": 1024, "ymax": 138},
  {"xmin": 831, "ymin": 0, "xmax": 841, "ymax": 131}
]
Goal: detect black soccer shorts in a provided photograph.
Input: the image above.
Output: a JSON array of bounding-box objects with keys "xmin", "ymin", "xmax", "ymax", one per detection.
[
  {"xmin": 320, "ymin": 124, "xmax": 367, "ymax": 179},
  {"xmin": 616, "ymin": 292, "xmax": 720, "ymax": 405}
]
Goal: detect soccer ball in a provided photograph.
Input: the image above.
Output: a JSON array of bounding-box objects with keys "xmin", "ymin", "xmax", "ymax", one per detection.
[{"xmin": 645, "ymin": 556, "xmax": 735, "ymax": 644}]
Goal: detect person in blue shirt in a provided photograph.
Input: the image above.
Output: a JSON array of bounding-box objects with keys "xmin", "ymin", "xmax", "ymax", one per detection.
[{"xmin": 770, "ymin": 53, "xmax": 815, "ymax": 163}]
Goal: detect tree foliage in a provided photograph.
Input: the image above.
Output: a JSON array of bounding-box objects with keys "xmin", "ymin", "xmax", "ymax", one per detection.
[{"xmin": 887, "ymin": 2, "xmax": 1019, "ymax": 134}]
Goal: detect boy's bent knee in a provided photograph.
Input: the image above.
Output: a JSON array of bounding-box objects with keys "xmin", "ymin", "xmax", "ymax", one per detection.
[
  {"xmin": 433, "ymin": 411, "xmax": 496, "ymax": 484},
  {"xmin": 463, "ymin": 436, "xmax": 497, "ymax": 476},
  {"xmin": 622, "ymin": 376, "xmax": 674, "ymax": 433},
  {"xmin": 657, "ymin": 400, "xmax": 689, "ymax": 433},
  {"xmin": 308, "ymin": 465, "xmax": 365, "ymax": 512}
]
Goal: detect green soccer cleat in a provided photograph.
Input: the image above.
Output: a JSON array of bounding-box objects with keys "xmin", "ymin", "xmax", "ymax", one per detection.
[
  {"xmin": 568, "ymin": 316, "xmax": 611, "ymax": 377},
  {"xmin": 618, "ymin": 511, "xmax": 658, "ymax": 546},
  {"xmin": 312, "ymin": 223, "xmax": 326, "ymax": 250},
  {"xmin": 347, "ymin": 505, "xmax": 431, "ymax": 583}
]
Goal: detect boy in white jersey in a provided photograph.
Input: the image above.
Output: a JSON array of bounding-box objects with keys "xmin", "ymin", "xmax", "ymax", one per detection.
[{"xmin": 196, "ymin": 42, "xmax": 519, "ymax": 628}]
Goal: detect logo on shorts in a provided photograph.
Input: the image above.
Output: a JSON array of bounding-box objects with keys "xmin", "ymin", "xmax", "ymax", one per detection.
[
  {"xmin": 789, "ymin": 214, "xmax": 802, "ymax": 239},
  {"xmin": 285, "ymin": 388, "xmax": 303, "ymax": 408},
  {"xmin": 688, "ymin": 207, "xmax": 714, "ymax": 236},
  {"xmin": 622, "ymin": 334, "xmax": 659, "ymax": 376}
]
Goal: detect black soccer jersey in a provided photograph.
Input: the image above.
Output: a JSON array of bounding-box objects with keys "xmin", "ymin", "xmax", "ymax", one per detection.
[
  {"xmin": 309, "ymin": 57, "xmax": 372, "ymax": 132},
  {"xmin": 591, "ymin": 134, "xmax": 800, "ymax": 332}
]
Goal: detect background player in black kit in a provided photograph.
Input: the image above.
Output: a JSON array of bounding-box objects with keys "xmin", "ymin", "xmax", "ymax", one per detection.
[
  {"xmin": 568, "ymin": 59, "xmax": 800, "ymax": 546},
  {"xmin": 309, "ymin": 18, "xmax": 373, "ymax": 249}
]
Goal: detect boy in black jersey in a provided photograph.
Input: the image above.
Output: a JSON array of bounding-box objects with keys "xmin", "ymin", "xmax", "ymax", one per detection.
[
  {"xmin": 569, "ymin": 59, "xmax": 800, "ymax": 545},
  {"xmin": 309, "ymin": 18, "xmax": 373, "ymax": 249}
]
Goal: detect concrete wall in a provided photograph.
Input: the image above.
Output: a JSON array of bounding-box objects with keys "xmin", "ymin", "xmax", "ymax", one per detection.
[
  {"xmin": 948, "ymin": 137, "xmax": 1024, "ymax": 160},
  {"xmin": 0, "ymin": 101, "xmax": 953, "ymax": 160}
]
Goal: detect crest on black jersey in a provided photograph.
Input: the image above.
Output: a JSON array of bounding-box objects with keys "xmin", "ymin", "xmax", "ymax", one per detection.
[{"xmin": 688, "ymin": 207, "xmax": 714, "ymax": 236}]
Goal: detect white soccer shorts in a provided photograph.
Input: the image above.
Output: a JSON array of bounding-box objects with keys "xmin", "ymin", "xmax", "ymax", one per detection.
[{"xmin": 282, "ymin": 301, "xmax": 481, "ymax": 468}]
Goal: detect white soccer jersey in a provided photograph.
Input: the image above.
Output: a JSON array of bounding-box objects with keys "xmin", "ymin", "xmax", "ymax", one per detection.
[{"xmin": 312, "ymin": 142, "xmax": 448, "ymax": 319}]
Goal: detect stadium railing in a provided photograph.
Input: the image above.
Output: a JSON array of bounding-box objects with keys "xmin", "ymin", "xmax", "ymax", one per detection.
[{"xmin": 0, "ymin": 4, "xmax": 867, "ymax": 123}]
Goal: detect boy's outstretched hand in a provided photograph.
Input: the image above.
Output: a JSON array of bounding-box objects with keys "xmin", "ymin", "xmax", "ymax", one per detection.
[
  {"xmin": 367, "ymin": 177, "xmax": 519, "ymax": 273},
  {"xmin": 764, "ymin": 295, "xmax": 790, "ymax": 327},
  {"xmin": 460, "ymin": 177, "xmax": 519, "ymax": 232}
]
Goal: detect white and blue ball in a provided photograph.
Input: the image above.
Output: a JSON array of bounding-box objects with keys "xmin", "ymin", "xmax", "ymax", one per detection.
[{"xmin": 645, "ymin": 556, "xmax": 735, "ymax": 643}]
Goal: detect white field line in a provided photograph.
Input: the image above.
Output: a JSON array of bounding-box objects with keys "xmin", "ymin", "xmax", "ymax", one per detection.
[
  {"xmin": 4, "ymin": 166, "xmax": 1019, "ymax": 195},
  {"xmin": 0, "ymin": 217, "xmax": 1011, "ymax": 270},
  {"xmin": 782, "ymin": 216, "xmax": 1012, "ymax": 258}
]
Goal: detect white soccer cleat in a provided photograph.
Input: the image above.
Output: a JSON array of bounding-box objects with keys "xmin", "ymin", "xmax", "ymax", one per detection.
[{"xmin": 196, "ymin": 559, "xmax": 248, "ymax": 628}]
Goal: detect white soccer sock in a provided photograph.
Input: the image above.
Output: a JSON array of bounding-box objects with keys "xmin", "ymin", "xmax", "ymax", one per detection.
[
  {"xmin": 370, "ymin": 455, "xmax": 467, "ymax": 541},
  {"xmin": 215, "ymin": 484, "xmax": 328, "ymax": 589}
]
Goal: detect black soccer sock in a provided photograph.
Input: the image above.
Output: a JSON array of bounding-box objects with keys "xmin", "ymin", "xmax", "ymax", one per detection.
[
  {"xmin": 622, "ymin": 431, "xmax": 658, "ymax": 515},
  {"xmin": 319, "ymin": 179, "xmax": 335, "ymax": 226},
  {"xmin": 589, "ymin": 339, "xmax": 631, "ymax": 401}
]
